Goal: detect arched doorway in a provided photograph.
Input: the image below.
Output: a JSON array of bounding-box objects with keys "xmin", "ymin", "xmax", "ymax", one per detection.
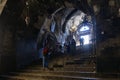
[
  {"xmin": 64, "ymin": 10, "xmax": 93, "ymax": 46},
  {"xmin": 78, "ymin": 22, "xmax": 93, "ymax": 45}
]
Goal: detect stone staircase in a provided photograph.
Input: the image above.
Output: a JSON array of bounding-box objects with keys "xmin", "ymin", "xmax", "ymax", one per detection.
[{"xmin": 0, "ymin": 53, "xmax": 120, "ymax": 80}]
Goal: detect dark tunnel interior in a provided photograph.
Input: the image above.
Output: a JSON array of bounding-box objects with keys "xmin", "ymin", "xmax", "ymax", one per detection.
[{"xmin": 0, "ymin": 0, "xmax": 120, "ymax": 79}]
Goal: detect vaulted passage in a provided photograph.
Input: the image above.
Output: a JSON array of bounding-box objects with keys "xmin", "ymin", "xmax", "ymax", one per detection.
[
  {"xmin": 38, "ymin": 8, "xmax": 93, "ymax": 47},
  {"xmin": 0, "ymin": 0, "xmax": 120, "ymax": 80}
]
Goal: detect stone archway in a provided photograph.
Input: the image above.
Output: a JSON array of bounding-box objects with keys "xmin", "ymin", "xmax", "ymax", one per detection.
[{"xmin": 51, "ymin": 8, "xmax": 94, "ymax": 46}]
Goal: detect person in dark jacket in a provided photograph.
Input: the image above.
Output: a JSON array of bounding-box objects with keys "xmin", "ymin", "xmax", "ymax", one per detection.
[{"xmin": 43, "ymin": 44, "xmax": 49, "ymax": 69}]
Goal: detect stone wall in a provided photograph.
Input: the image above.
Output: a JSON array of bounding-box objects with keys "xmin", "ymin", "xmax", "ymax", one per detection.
[
  {"xmin": 0, "ymin": 24, "xmax": 16, "ymax": 74},
  {"xmin": 0, "ymin": 24, "xmax": 39, "ymax": 74},
  {"xmin": 0, "ymin": 0, "xmax": 40, "ymax": 73},
  {"xmin": 16, "ymin": 38, "xmax": 38, "ymax": 69},
  {"xmin": 97, "ymin": 37, "xmax": 120, "ymax": 56},
  {"xmin": 96, "ymin": 36, "xmax": 120, "ymax": 73}
]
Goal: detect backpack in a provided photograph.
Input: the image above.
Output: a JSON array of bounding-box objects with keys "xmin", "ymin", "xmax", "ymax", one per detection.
[{"xmin": 43, "ymin": 47, "xmax": 49, "ymax": 56}]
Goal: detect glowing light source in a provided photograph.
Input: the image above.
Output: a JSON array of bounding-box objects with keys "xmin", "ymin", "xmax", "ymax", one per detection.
[
  {"xmin": 81, "ymin": 35, "xmax": 90, "ymax": 45},
  {"xmin": 70, "ymin": 25, "xmax": 77, "ymax": 32},
  {"xmin": 80, "ymin": 26, "xmax": 90, "ymax": 31}
]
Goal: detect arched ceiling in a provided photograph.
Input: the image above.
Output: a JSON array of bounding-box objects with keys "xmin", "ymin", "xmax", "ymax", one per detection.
[
  {"xmin": 1, "ymin": 0, "xmax": 119, "ymax": 25},
  {"xmin": 0, "ymin": 0, "xmax": 119, "ymax": 43}
]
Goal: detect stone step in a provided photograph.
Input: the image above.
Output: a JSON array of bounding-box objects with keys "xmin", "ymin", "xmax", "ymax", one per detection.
[
  {"xmin": 0, "ymin": 75, "xmax": 25, "ymax": 80},
  {"xmin": 0, "ymin": 73, "xmax": 119, "ymax": 80},
  {"xmin": 54, "ymin": 67, "xmax": 95, "ymax": 72},
  {"xmin": 65, "ymin": 60, "xmax": 92, "ymax": 65},
  {"xmin": 22, "ymin": 67, "xmax": 95, "ymax": 72},
  {"xmin": 27, "ymin": 63, "xmax": 95, "ymax": 69},
  {"xmin": 10, "ymin": 71, "xmax": 97, "ymax": 78},
  {"xmin": 65, "ymin": 63, "xmax": 95, "ymax": 67},
  {"xmin": 10, "ymin": 71, "xmax": 120, "ymax": 78},
  {"xmin": 0, "ymin": 74, "xmax": 108, "ymax": 80}
]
